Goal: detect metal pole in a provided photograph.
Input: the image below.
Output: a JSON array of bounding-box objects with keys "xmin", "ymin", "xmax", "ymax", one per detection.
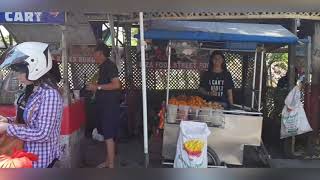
[
  {"xmin": 242, "ymin": 55, "xmax": 249, "ymax": 108},
  {"xmin": 251, "ymin": 49, "xmax": 258, "ymax": 109},
  {"xmin": 306, "ymin": 22, "xmax": 320, "ymax": 156},
  {"xmin": 289, "ymin": 19, "xmax": 298, "ymax": 90},
  {"xmin": 62, "ymin": 12, "xmax": 70, "ymax": 106},
  {"xmin": 307, "ymin": 36, "xmax": 312, "ymax": 84},
  {"xmin": 258, "ymin": 50, "xmax": 264, "ymax": 112},
  {"xmin": 139, "ymin": 12, "xmax": 149, "ymax": 168},
  {"xmin": 9, "ymin": 34, "xmax": 13, "ymax": 46},
  {"xmin": 288, "ymin": 19, "xmax": 298, "ymax": 155},
  {"xmin": 108, "ymin": 14, "xmax": 116, "ymax": 62},
  {"xmin": 166, "ymin": 41, "xmax": 172, "ymax": 106},
  {"xmin": 115, "ymin": 16, "xmax": 119, "ymax": 47},
  {"xmin": 108, "ymin": 14, "xmax": 115, "ymax": 47}
]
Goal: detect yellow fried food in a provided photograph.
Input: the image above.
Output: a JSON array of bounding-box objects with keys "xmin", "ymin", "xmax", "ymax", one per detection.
[{"xmin": 183, "ymin": 139, "xmax": 205, "ymax": 157}]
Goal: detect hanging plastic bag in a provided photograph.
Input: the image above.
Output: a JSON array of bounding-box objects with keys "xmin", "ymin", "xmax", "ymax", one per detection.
[
  {"xmin": 92, "ymin": 128, "xmax": 104, "ymax": 142},
  {"xmin": 174, "ymin": 121, "xmax": 211, "ymax": 168},
  {"xmin": 280, "ymin": 85, "xmax": 312, "ymax": 139}
]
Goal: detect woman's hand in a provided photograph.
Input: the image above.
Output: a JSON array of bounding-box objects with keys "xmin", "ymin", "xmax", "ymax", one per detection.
[
  {"xmin": 0, "ymin": 115, "xmax": 8, "ymax": 123},
  {"xmin": 0, "ymin": 122, "xmax": 9, "ymax": 134}
]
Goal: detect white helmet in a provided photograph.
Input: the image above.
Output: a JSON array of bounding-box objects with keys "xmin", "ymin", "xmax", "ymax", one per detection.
[{"xmin": 0, "ymin": 42, "xmax": 52, "ymax": 81}]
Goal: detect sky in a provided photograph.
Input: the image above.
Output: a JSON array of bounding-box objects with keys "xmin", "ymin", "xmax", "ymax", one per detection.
[{"xmin": 0, "ymin": 25, "xmax": 9, "ymax": 37}]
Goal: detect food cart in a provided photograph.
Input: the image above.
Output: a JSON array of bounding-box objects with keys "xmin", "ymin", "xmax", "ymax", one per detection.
[{"xmin": 138, "ymin": 20, "xmax": 298, "ymax": 167}]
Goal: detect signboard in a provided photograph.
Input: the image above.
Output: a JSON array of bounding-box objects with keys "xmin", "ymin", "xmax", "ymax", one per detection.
[
  {"xmin": 52, "ymin": 45, "xmax": 123, "ymax": 69},
  {"xmin": 0, "ymin": 12, "xmax": 65, "ymax": 24},
  {"xmin": 139, "ymin": 40, "xmax": 210, "ymax": 70},
  {"xmin": 145, "ymin": 62, "xmax": 208, "ymax": 70},
  {"xmin": 52, "ymin": 45, "xmax": 96, "ymax": 63}
]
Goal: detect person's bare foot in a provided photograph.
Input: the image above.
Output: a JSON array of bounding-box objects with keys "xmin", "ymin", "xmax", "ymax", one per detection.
[
  {"xmin": 96, "ymin": 162, "xmax": 108, "ymax": 168},
  {"xmin": 108, "ymin": 163, "xmax": 114, "ymax": 168}
]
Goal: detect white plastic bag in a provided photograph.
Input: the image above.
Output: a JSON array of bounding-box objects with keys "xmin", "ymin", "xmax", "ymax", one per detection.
[
  {"xmin": 92, "ymin": 128, "xmax": 104, "ymax": 142},
  {"xmin": 174, "ymin": 121, "xmax": 211, "ymax": 168},
  {"xmin": 280, "ymin": 86, "xmax": 312, "ymax": 139}
]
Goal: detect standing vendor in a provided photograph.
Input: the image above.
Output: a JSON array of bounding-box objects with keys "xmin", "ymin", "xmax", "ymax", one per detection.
[
  {"xmin": 199, "ymin": 51, "xmax": 234, "ymax": 109},
  {"xmin": 86, "ymin": 42, "xmax": 121, "ymax": 168}
]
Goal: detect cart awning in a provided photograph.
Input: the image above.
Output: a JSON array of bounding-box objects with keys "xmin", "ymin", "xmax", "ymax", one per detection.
[
  {"xmin": 1, "ymin": 0, "xmax": 320, "ymax": 13},
  {"xmin": 138, "ymin": 20, "xmax": 298, "ymax": 44}
]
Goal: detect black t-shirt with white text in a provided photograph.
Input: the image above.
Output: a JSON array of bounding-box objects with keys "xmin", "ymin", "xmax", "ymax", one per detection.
[{"xmin": 199, "ymin": 71, "xmax": 234, "ymax": 103}]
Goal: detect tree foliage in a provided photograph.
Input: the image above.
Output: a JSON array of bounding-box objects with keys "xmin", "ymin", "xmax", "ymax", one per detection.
[{"xmin": 266, "ymin": 53, "xmax": 288, "ymax": 87}]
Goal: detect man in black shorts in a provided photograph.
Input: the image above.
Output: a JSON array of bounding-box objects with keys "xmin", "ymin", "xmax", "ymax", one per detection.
[{"xmin": 86, "ymin": 42, "xmax": 121, "ymax": 168}]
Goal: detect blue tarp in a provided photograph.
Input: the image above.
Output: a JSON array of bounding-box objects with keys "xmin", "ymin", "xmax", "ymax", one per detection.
[{"xmin": 136, "ymin": 20, "xmax": 298, "ymax": 44}]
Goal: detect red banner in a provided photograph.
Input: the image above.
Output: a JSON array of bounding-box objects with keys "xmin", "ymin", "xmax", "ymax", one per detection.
[{"xmin": 0, "ymin": 99, "xmax": 86, "ymax": 135}]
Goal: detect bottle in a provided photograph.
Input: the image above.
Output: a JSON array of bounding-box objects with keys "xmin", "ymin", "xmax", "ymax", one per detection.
[
  {"xmin": 83, "ymin": 73, "xmax": 87, "ymax": 89},
  {"xmin": 80, "ymin": 73, "xmax": 87, "ymax": 98}
]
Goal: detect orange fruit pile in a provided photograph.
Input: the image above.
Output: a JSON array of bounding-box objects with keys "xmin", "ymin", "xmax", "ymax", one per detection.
[{"xmin": 168, "ymin": 95, "xmax": 224, "ymax": 109}]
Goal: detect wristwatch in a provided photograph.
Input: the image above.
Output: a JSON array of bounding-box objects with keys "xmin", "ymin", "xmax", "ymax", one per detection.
[{"xmin": 97, "ymin": 86, "xmax": 102, "ymax": 90}]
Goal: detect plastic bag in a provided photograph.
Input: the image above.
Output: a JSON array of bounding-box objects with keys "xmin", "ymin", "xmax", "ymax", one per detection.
[
  {"xmin": 177, "ymin": 106, "xmax": 189, "ymax": 121},
  {"xmin": 0, "ymin": 150, "xmax": 38, "ymax": 168},
  {"xmin": 174, "ymin": 121, "xmax": 211, "ymax": 168},
  {"xmin": 92, "ymin": 128, "xmax": 104, "ymax": 142},
  {"xmin": 167, "ymin": 104, "xmax": 178, "ymax": 123},
  {"xmin": 0, "ymin": 134, "xmax": 24, "ymax": 156},
  {"xmin": 280, "ymin": 86, "xmax": 312, "ymax": 139}
]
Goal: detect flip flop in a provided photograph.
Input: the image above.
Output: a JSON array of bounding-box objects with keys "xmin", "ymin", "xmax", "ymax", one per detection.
[{"xmin": 96, "ymin": 162, "xmax": 108, "ymax": 168}]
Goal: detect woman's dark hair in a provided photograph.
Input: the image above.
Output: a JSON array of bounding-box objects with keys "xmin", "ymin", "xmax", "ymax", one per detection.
[
  {"xmin": 23, "ymin": 84, "xmax": 34, "ymax": 100},
  {"xmin": 95, "ymin": 41, "xmax": 111, "ymax": 58},
  {"xmin": 208, "ymin": 50, "xmax": 228, "ymax": 72},
  {"xmin": 49, "ymin": 60, "xmax": 62, "ymax": 83},
  {"xmin": 34, "ymin": 73, "xmax": 60, "ymax": 90},
  {"xmin": 16, "ymin": 84, "xmax": 34, "ymax": 123}
]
